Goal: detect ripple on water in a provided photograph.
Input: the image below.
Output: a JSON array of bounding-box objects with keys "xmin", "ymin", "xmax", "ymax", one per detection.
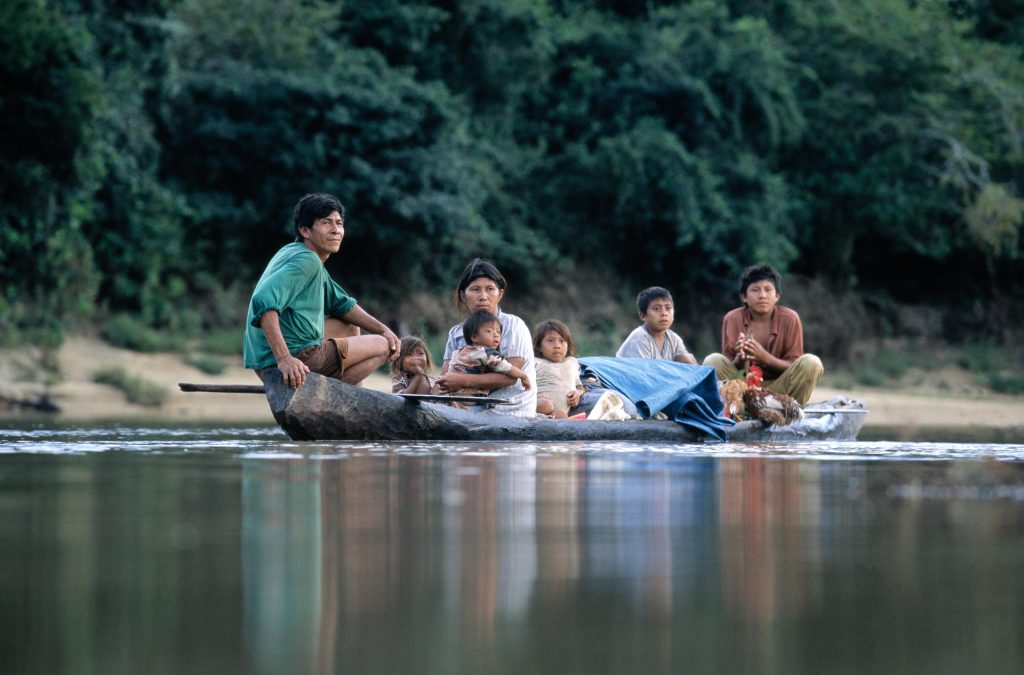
[{"xmin": 1, "ymin": 426, "xmax": 1024, "ymax": 460}]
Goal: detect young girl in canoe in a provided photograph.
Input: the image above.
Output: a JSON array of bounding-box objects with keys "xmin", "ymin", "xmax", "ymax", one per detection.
[
  {"xmin": 391, "ymin": 336, "xmax": 436, "ymax": 395},
  {"xmin": 532, "ymin": 319, "xmax": 585, "ymax": 418}
]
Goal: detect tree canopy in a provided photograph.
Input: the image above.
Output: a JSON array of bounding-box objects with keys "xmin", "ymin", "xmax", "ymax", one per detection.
[{"xmin": 2, "ymin": 0, "xmax": 1022, "ymax": 348}]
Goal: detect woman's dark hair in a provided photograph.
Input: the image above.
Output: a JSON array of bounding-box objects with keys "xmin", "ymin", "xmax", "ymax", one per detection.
[
  {"xmin": 462, "ymin": 310, "xmax": 501, "ymax": 345},
  {"xmin": 390, "ymin": 335, "xmax": 434, "ymax": 375},
  {"xmin": 532, "ymin": 319, "xmax": 577, "ymax": 358},
  {"xmin": 293, "ymin": 193, "xmax": 345, "ymax": 241},
  {"xmin": 636, "ymin": 286, "xmax": 672, "ymax": 315},
  {"xmin": 454, "ymin": 258, "xmax": 507, "ymax": 314},
  {"xmin": 738, "ymin": 263, "xmax": 782, "ymax": 296}
]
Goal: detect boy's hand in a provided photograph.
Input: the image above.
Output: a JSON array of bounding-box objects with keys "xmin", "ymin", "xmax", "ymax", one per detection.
[
  {"xmin": 734, "ymin": 332, "xmax": 749, "ymax": 359},
  {"xmin": 741, "ymin": 337, "xmax": 769, "ymax": 363},
  {"xmin": 520, "ymin": 374, "xmax": 532, "ymax": 390}
]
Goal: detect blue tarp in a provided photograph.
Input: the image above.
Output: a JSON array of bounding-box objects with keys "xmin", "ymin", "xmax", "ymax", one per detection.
[{"xmin": 578, "ymin": 357, "xmax": 735, "ymax": 441}]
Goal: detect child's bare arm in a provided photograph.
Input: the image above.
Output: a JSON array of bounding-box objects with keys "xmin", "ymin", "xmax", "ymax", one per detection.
[
  {"xmin": 408, "ymin": 373, "xmax": 433, "ymax": 394},
  {"xmin": 395, "ymin": 372, "xmax": 433, "ymax": 394},
  {"xmin": 507, "ymin": 366, "xmax": 531, "ymax": 390}
]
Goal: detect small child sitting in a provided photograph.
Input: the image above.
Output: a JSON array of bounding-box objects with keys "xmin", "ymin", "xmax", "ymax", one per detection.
[
  {"xmin": 615, "ymin": 286, "xmax": 698, "ymax": 364},
  {"xmin": 391, "ymin": 335, "xmax": 436, "ymax": 395},
  {"xmin": 441, "ymin": 310, "xmax": 531, "ymax": 401},
  {"xmin": 532, "ymin": 319, "xmax": 585, "ymax": 419}
]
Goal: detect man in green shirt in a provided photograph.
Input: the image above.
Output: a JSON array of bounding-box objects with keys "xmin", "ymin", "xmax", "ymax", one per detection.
[{"xmin": 243, "ymin": 193, "xmax": 400, "ymax": 388}]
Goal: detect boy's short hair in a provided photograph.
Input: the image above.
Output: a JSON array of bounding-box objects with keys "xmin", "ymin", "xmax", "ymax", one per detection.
[
  {"xmin": 293, "ymin": 193, "xmax": 345, "ymax": 241},
  {"xmin": 463, "ymin": 310, "xmax": 501, "ymax": 345},
  {"xmin": 636, "ymin": 287, "xmax": 673, "ymax": 315},
  {"xmin": 738, "ymin": 263, "xmax": 782, "ymax": 296}
]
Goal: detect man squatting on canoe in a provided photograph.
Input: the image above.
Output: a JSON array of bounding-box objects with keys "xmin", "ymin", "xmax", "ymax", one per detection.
[{"xmin": 243, "ymin": 193, "xmax": 400, "ymax": 387}]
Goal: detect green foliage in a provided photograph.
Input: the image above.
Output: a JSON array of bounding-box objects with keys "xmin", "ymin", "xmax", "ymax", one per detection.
[
  {"xmin": 986, "ymin": 373, "xmax": 1024, "ymax": 395},
  {"xmin": 2, "ymin": 0, "xmax": 1024, "ymax": 352},
  {"xmin": 102, "ymin": 314, "xmax": 178, "ymax": 352},
  {"xmin": 200, "ymin": 329, "xmax": 244, "ymax": 356},
  {"xmin": 184, "ymin": 354, "xmax": 227, "ymax": 375},
  {"xmin": 92, "ymin": 366, "xmax": 168, "ymax": 406},
  {"xmin": 957, "ymin": 342, "xmax": 1024, "ymax": 393},
  {"xmin": 957, "ymin": 342, "xmax": 1002, "ymax": 372},
  {"xmin": 965, "ymin": 183, "xmax": 1024, "ymax": 260}
]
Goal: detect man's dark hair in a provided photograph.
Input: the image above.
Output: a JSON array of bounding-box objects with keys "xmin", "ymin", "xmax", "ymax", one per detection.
[
  {"xmin": 293, "ymin": 193, "xmax": 345, "ymax": 241},
  {"xmin": 738, "ymin": 263, "xmax": 782, "ymax": 296},
  {"xmin": 636, "ymin": 286, "xmax": 672, "ymax": 315},
  {"xmin": 463, "ymin": 309, "xmax": 501, "ymax": 345},
  {"xmin": 454, "ymin": 258, "xmax": 508, "ymax": 313}
]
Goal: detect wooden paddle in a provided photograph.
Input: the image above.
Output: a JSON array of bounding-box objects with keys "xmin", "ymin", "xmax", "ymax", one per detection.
[
  {"xmin": 179, "ymin": 383, "xmax": 265, "ymax": 393},
  {"xmin": 178, "ymin": 383, "xmax": 511, "ymax": 404}
]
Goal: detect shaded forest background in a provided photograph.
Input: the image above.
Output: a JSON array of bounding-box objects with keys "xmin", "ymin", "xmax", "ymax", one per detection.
[{"xmin": 3, "ymin": 0, "xmax": 1023, "ymax": 375}]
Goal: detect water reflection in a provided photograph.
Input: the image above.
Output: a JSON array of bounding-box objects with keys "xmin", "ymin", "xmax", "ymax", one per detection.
[
  {"xmin": 4, "ymin": 433, "xmax": 1024, "ymax": 673},
  {"xmin": 236, "ymin": 447, "xmax": 1024, "ymax": 673}
]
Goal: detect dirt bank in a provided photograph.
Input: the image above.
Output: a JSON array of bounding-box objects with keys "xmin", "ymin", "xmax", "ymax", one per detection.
[{"xmin": 2, "ymin": 336, "xmax": 1022, "ymax": 440}]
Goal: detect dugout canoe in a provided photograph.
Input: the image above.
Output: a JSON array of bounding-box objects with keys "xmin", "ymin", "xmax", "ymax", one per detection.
[{"xmin": 259, "ymin": 369, "xmax": 867, "ymax": 443}]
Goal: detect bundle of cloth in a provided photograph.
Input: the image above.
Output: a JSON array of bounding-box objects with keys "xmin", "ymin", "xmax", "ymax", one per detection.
[{"xmin": 577, "ymin": 357, "xmax": 735, "ymax": 441}]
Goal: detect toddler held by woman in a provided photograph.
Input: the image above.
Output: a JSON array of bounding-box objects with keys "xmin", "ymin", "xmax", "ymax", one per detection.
[{"xmin": 441, "ymin": 310, "xmax": 532, "ymax": 399}]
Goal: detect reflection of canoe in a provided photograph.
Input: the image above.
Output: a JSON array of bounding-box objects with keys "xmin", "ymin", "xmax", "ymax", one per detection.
[{"xmin": 262, "ymin": 370, "xmax": 868, "ymax": 442}]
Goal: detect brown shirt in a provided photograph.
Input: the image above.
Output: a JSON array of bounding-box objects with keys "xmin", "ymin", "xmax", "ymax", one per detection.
[{"xmin": 721, "ymin": 305, "xmax": 804, "ymax": 379}]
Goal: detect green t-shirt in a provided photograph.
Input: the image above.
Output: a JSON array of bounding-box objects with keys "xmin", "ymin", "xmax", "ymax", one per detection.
[{"xmin": 243, "ymin": 242, "xmax": 357, "ymax": 369}]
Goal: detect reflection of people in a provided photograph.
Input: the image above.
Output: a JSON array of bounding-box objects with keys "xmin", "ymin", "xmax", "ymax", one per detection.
[
  {"xmin": 243, "ymin": 193, "xmax": 399, "ymax": 388},
  {"xmin": 532, "ymin": 319, "xmax": 584, "ymax": 418},
  {"xmin": 444, "ymin": 310, "xmax": 532, "ymax": 398},
  {"xmin": 435, "ymin": 259, "xmax": 537, "ymax": 417},
  {"xmin": 390, "ymin": 336, "xmax": 435, "ymax": 394},
  {"xmin": 615, "ymin": 287, "xmax": 698, "ymax": 364},
  {"xmin": 703, "ymin": 263, "xmax": 822, "ymax": 406}
]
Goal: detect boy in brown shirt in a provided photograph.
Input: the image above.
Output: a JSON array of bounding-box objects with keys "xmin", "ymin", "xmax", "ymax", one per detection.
[{"xmin": 703, "ymin": 263, "xmax": 823, "ymax": 406}]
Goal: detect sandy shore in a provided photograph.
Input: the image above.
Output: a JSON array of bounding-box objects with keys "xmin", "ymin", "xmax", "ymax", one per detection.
[{"xmin": 2, "ymin": 336, "xmax": 1022, "ymax": 440}]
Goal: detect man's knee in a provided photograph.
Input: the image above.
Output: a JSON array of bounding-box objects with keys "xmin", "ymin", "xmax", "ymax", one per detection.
[
  {"xmin": 325, "ymin": 317, "xmax": 360, "ymax": 339},
  {"xmin": 702, "ymin": 353, "xmax": 733, "ymax": 379},
  {"xmin": 337, "ymin": 335, "xmax": 390, "ymax": 366},
  {"xmin": 792, "ymin": 354, "xmax": 823, "ymax": 379}
]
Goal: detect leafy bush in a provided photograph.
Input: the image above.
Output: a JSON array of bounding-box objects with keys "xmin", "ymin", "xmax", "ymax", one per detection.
[
  {"xmin": 957, "ymin": 342, "xmax": 1001, "ymax": 373},
  {"xmin": 201, "ymin": 329, "xmax": 243, "ymax": 356},
  {"xmin": 101, "ymin": 314, "xmax": 177, "ymax": 352},
  {"xmin": 986, "ymin": 373, "xmax": 1024, "ymax": 395},
  {"xmin": 874, "ymin": 349, "xmax": 908, "ymax": 380},
  {"xmin": 185, "ymin": 354, "xmax": 227, "ymax": 375},
  {"xmin": 92, "ymin": 367, "xmax": 168, "ymax": 406},
  {"xmin": 853, "ymin": 365, "xmax": 887, "ymax": 388},
  {"xmin": 958, "ymin": 343, "xmax": 1024, "ymax": 394}
]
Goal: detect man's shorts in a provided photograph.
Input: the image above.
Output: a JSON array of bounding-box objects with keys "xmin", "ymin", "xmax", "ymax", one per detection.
[{"xmin": 256, "ymin": 338, "xmax": 349, "ymax": 381}]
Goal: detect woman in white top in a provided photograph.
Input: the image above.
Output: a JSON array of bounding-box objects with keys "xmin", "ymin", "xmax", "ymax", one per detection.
[{"xmin": 434, "ymin": 259, "xmax": 537, "ymax": 417}]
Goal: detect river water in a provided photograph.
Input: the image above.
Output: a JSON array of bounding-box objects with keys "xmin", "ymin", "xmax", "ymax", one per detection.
[{"xmin": 3, "ymin": 424, "xmax": 1024, "ymax": 674}]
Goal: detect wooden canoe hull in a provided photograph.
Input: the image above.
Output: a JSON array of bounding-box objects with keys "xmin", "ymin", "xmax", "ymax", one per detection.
[{"xmin": 263, "ymin": 370, "xmax": 867, "ymax": 443}]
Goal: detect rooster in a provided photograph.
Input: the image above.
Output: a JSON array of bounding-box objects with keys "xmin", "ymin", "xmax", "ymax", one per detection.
[
  {"xmin": 742, "ymin": 387, "xmax": 804, "ymax": 426},
  {"xmin": 718, "ymin": 379, "xmax": 748, "ymax": 421}
]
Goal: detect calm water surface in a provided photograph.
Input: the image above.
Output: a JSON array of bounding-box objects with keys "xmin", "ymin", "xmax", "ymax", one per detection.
[{"xmin": 3, "ymin": 424, "xmax": 1024, "ymax": 674}]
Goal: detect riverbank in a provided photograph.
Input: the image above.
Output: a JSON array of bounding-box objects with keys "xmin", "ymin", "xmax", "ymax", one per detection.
[{"xmin": 2, "ymin": 336, "xmax": 1022, "ymax": 441}]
